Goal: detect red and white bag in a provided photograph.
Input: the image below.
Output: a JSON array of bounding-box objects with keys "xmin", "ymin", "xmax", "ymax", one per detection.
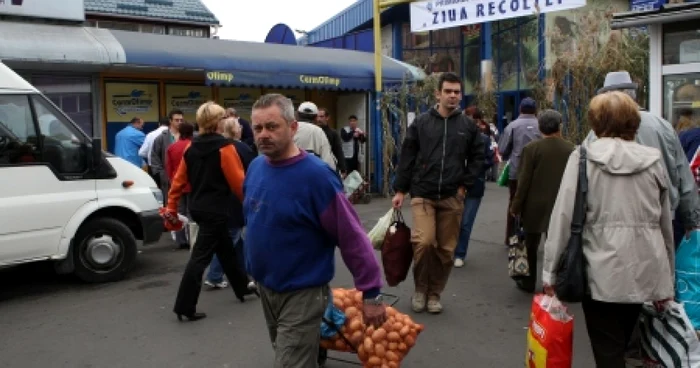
[{"xmin": 526, "ymin": 294, "xmax": 574, "ymax": 368}]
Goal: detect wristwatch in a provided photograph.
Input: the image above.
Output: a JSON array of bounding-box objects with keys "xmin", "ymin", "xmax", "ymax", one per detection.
[{"xmin": 364, "ymin": 294, "xmax": 384, "ymax": 306}]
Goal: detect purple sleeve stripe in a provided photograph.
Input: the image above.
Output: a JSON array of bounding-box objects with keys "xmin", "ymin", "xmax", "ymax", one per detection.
[{"xmin": 320, "ymin": 192, "xmax": 383, "ymax": 293}]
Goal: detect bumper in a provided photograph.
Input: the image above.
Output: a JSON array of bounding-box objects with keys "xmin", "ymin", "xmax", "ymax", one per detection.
[{"xmin": 139, "ymin": 209, "xmax": 164, "ymax": 244}]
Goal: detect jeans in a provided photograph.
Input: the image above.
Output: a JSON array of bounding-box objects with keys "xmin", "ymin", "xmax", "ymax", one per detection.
[
  {"xmin": 206, "ymin": 228, "xmax": 242, "ymax": 283},
  {"xmin": 454, "ymin": 197, "xmax": 483, "ymax": 260}
]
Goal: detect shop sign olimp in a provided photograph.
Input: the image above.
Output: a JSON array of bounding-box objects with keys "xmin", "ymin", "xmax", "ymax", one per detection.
[
  {"xmin": 410, "ymin": 0, "xmax": 586, "ymax": 32},
  {"xmin": 0, "ymin": 0, "xmax": 85, "ymax": 22}
]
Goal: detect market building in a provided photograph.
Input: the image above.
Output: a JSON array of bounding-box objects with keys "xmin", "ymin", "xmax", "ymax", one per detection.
[
  {"xmin": 0, "ymin": 0, "xmax": 424, "ymax": 191},
  {"xmin": 297, "ymin": 0, "xmax": 638, "ymax": 131},
  {"xmin": 612, "ymin": 1, "xmax": 700, "ymax": 126}
]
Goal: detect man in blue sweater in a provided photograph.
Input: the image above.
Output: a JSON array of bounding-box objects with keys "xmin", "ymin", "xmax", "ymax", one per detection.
[{"xmin": 245, "ymin": 93, "xmax": 386, "ymax": 367}]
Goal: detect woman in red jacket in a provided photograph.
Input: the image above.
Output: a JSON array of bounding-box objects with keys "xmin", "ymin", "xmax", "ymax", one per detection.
[{"xmin": 165, "ymin": 121, "xmax": 195, "ymax": 250}]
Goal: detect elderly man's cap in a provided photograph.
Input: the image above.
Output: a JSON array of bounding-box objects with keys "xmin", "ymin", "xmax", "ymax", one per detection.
[{"xmin": 598, "ymin": 71, "xmax": 638, "ymax": 94}]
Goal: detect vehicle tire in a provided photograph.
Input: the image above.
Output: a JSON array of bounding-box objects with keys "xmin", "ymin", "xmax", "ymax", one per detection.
[{"xmin": 72, "ymin": 217, "xmax": 137, "ymax": 283}]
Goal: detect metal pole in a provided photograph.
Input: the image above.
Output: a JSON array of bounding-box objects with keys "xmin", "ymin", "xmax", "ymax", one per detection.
[{"xmin": 373, "ymin": 0, "xmax": 384, "ymax": 194}]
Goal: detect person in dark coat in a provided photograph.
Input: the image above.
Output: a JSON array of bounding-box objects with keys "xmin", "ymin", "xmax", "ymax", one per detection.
[
  {"xmin": 510, "ymin": 109, "xmax": 575, "ymax": 292},
  {"xmin": 226, "ymin": 108, "xmax": 256, "ymax": 154},
  {"xmin": 453, "ymin": 125, "xmax": 494, "ymax": 268}
]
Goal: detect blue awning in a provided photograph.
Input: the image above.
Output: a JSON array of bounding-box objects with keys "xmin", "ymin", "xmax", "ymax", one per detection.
[{"xmin": 108, "ymin": 30, "xmax": 423, "ymax": 91}]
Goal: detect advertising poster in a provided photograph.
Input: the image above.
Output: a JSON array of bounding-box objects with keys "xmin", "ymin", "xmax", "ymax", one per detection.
[
  {"xmin": 165, "ymin": 85, "xmax": 213, "ymax": 123},
  {"xmin": 104, "ymin": 82, "xmax": 160, "ymax": 152},
  {"xmin": 218, "ymin": 87, "xmax": 262, "ymax": 122}
]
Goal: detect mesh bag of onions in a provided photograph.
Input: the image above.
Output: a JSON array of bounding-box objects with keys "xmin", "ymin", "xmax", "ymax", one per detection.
[{"xmin": 320, "ymin": 288, "xmax": 424, "ymax": 367}]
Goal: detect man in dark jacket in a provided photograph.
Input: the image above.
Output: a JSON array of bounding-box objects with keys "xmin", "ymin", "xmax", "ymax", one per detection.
[
  {"xmin": 392, "ymin": 72, "xmax": 485, "ymax": 314},
  {"xmin": 317, "ymin": 107, "xmax": 347, "ymax": 176},
  {"xmin": 151, "ymin": 109, "xmax": 184, "ymax": 205}
]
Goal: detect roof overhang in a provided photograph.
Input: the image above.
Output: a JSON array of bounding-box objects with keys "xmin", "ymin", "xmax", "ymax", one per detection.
[
  {"xmin": 0, "ymin": 21, "xmax": 125, "ymax": 70},
  {"xmin": 611, "ymin": 3, "xmax": 700, "ymax": 29},
  {"xmin": 109, "ymin": 30, "xmax": 423, "ymax": 91}
]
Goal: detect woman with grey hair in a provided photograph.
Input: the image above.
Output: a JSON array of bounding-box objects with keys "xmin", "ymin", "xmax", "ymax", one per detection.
[{"xmin": 510, "ymin": 109, "xmax": 575, "ymax": 292}]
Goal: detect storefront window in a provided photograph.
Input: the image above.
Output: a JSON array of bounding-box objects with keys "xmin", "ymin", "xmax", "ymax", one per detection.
[
  {"xmin": 402, "ymin": 49, "xmax": 432, "ymax": 73},
  {"xmin": 663, "ymin": 21, "xmax": 700, "ymax": 65},
  {"xmin": 432, "ymin": 28, "xmax": 461, "ymax": 47},
  {"xmin": 492, "ymin": 16, "xmax": 539, "ymax": 92},
  {"xmin": 429, "ymin": 49, "xmax": 461, "ymax": 78},
  {"xmin": 463, "ymin": 31, "xmax": 481, "ymax": 96},
  {"xmin": 664, "ymin": 73, "xmax": 700, "ymax": 126},
  {"xmin": 31, "ymin": 76, "xmax": 94, "ymax": 137},
  {"xmin": 402, "ymin": 23, "xmax": 429, "ymax": 49},
  {"xmin": 494, "ymin": 23, "xmax": 518, "ymax": 91},
  {"xmin": 519, "ymin": 18, "xmax": 540, "ymax": 89}
]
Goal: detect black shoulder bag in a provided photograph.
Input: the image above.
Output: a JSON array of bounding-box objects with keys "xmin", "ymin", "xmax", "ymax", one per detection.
[{"xmin": 553, "ymin": 145, "xmax": 589, "ymax": 303}]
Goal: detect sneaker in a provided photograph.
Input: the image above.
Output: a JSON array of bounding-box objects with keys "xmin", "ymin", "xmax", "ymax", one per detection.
[
  {"xmin": 411, "ymin": 292, "xmax": 426, "ymax": 313},
  {"xmin": 427, "ymin": 297, "xmax": 443, "ymax": 314},
  {"xmin": 204, "ymin": 280, "xmax": 228, "ymax": 289},
  {"xmin": 247, "ymin": 281, "xmax": 257, "ymax": 291},
  {"xmin": 454, "ymin": 258, "xmax": 464, "ymax": 268}
]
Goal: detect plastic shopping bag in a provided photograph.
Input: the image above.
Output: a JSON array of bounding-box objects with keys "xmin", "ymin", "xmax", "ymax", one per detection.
[
  {"xmin": 526, "ymin": 294, "xmax": 574, "ymax": 368},
  {"xmin": 677, "ymin": 230, "xmax": 700, "ymax": 330},
  {"xmin": 497, "ymin": 161, "xmax": 510, "ymax": 187},
  {"xmin": 640, "ymin": 300, "xmax": 700, "ymax": 368},
  {"xmin": 368, "ymin": 208, "xmax": 393, "ymax": 250},
  {"xmin": 343, "ymin": 170, "xmax": 364, "ymax": 198},
  {"xmin": 159, "ymin": 207, "xmax": 189, "ymax": 232},
  {"xmin": 188, "ymin": 222, "xmax": 198, "ymax": 252},
  {"xmin": 320, "ymin": 294, "xmax": 347, "ymax": 340}
]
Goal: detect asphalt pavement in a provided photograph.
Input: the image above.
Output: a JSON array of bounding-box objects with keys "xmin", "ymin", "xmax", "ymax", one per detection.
[{"xmin": 0, "ymin": 183, "xmax": 597, "ymax": 367}]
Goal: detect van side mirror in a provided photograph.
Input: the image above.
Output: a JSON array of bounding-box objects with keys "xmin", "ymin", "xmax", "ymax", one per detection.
[{"xmin": 91, "ymin": 137, "xmax": 103, "ymax": 170}]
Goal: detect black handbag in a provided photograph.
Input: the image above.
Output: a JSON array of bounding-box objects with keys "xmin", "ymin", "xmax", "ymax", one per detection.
[{"xmin": 553, "ymin": 145, "xmax": 589, "ymax": 303}]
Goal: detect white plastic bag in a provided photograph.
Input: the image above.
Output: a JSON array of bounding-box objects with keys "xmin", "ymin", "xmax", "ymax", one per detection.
[
  {"xmin": 640, "ymin": 300, "xmax": 700, "ymax": 368},
  {"xmin": 343, "ymin": 170, "xmax": 364, "ymax": 197},
  {"xmin": 188, "ymin": 222, "xmax": 199, "ymax": 253},
  {"xmin": 368, "ymin": 208, "xmax": 393, "ymax": 250}
]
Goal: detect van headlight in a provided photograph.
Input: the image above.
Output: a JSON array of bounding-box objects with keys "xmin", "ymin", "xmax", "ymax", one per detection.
[{"xmin": 151, "ymin": 188, "xmax": 163, "ymax": 204}]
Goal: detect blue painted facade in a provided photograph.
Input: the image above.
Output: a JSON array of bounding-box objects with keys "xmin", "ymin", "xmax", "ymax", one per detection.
[{"xmin": 301, "ymin": 0, "xmax": 375, "ymax": 44}]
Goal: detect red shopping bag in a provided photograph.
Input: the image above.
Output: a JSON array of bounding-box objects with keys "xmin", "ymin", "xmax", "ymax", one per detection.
[{"xmin": 526, "ymin": 294, "xmax": 574, "ymax": 368}]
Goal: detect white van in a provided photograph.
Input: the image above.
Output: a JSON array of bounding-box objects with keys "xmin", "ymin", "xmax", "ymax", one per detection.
[{"xmin": 0, "ymin": 62, "xmax": 163, "ymax": 283}]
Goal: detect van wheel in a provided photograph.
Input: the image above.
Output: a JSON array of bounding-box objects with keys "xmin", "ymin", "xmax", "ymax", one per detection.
[{"xmin": 73, "ymin": 218, "xmax": 137, "ymax": 283}]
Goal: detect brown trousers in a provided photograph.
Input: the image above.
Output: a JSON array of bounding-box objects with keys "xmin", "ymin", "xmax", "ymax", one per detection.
[
  {"xmin": 505, "ymin": 180, "xmax": 518, "ymax": 245},
  {"xmin": 411, "ymin": 196, "xmax": 464, "ymax": 298}
]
